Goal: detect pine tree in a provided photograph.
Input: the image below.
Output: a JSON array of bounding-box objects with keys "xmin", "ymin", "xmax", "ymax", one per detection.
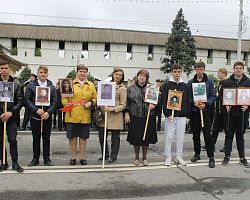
[
  {"xmin": 67, "ymin": 69, "xmax": 76, "ymax": 79},
  {"xmin": 19, "ymin": 66, "xmax": 31, "ymax": 84},
  {"xmin": 161, "ymin": 8, "xmax": 196, "ymax": 76}
]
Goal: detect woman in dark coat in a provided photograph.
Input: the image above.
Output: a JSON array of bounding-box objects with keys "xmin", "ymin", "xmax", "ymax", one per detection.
[{"xmin": 125, "ymin": 69, "xmax": 157, "ymax": 166}]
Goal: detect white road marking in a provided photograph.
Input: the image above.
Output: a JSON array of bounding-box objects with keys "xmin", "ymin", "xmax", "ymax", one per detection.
[{"xmin": 1, "ymin": 157, "xmax": 249, "ymax": 174}]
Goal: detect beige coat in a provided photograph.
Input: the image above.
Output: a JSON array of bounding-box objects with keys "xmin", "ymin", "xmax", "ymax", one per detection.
[{"xmin": 97, "ymin": 83, "xmax": 127, "ymax": 130}]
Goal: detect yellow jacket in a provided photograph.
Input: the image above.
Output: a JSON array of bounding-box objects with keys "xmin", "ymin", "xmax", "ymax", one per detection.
[{"xmin": 62, "ymin": 79, "xmax": 97, "ymax": 124}]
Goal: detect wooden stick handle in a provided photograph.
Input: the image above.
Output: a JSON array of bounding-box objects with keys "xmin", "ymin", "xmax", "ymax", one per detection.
[
  {"xmin": 41, "ymin": 106, "xmax": 43, "ymax": 133},
  {"xmin": 200, "ymin": 109, "xmax": 204, "ymax": 128},
  {"xmin": 143, "ymin": 107, "xmax": 151, "ymax": 141},
  {"xmin": 3, "ymin": 102, "xmax": 7, "ymax": 165},
  {"xmin": 171, "ymin": 110, "xmax": 174, "ymax": 123},
  {"xmin": 102, "ymin": 111, "xmax": 108, "ymax": 169}
]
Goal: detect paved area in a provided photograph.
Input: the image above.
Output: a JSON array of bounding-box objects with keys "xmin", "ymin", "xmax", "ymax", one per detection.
[{"xmin": 0, "ymin": 127, "xmax": 250, "ymax": 199}]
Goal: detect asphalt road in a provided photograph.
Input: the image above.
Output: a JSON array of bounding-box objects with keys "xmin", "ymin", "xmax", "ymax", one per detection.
[{"xmin": 1, "ymin": 128, "xmax": 250, "ymax": 200}]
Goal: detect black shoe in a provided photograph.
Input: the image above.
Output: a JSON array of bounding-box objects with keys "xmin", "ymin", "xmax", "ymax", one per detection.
[
  {"xmin": 107, "ymin": 159, "xmax": 117, "ymax": 164},
  {"xmin": 58, "ymin": 127, "xmax": 62, "ymax": 131},
  {"xmin": 12, "ymin": 163, "xmax": 24, "ymax": 173},
  {"xmin": 17, "ymin": 127, "xmax": 26, "ymax": 131},
  {"xmin": 44, "ymin": 158, "xmax": 53, "ymax": 166},
  {"xmin": 0, "ymin": 163, "xmax": 8, "ymax": 172},
  {"xmin": 53, "ymin": 126, "xmax": 57, "ymax": 129},
  {"xmin": 70, "ymin": 159, "xmax": 76, "ymax": 165},
  {"xmin": 98, "ymin": 156, "xmax": 109, "ymax": 161},
  {"xmin": 28, "ymin": 158, "xmax": 39, "ymax": 167},
  {"xmin": 209, "ymin": 158, "xmax": 215, "ymax": 168},
  {"xmin": 240, "ymin": 158, "xmax": 249, "ymax": 168},
  {"xmin": 191, "ymin": 154, "xmax": 201, "ymax": 162},
  {"xmin": 220, "ymin": 147, "xmax": 225, "ymax": 152},
  {"xmin": 80, "ymin": 159, "xmax": 87, "ymax": 165},
  {"xmin": 222, "ymin": 157, "xmax": 229, "ymax": 166}
]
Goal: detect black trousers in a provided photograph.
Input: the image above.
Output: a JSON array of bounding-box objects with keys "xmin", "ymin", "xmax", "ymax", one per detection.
[
  {"xmin": 225, "ymin": 113, "xmax": 247, "ymax": 158},
  {"xmin": 98, "ymin": 127, "xmax": 120, "ymax": 161},
  {"xmin": 191, "ymin": 110, "xmax": 214, "ymax": 158},
  {"xmin": 211, "ymin": 111, "xmax": 228, "ymax": 145},
  {"xmin": 30, "ymin": 117, "xmax": 52, "ymax": 160},
  {"xmin": 156, "ymin": 114, "xmax": 162, "ymax": 131},
  {"xmin": 0, "ymin": 121, "xmax": 18, "ymax": 163},
  {"xmin": 22, "ymin": 107, "xmax": 31, "ymax": 128}
]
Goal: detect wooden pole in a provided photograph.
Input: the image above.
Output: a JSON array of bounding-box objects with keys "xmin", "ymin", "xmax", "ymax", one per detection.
[
  {"xmin": 200, "ymin": 109, "xmax": 204, "ymax": 128},
  {"xmin": 171, "ymin": 110, "xmax": 174, "ymax": 123},
  {"xmin": 2, "ymin": 102, "xmax": 7, "ymax": 165},
  {"xmin": 143, "ymin": 106, "xmax": 151, "ymax": 141},
  {"xmin": 41, "ymin": 106, "xmax": 43, "ymax": 134},
  {"xmin": 102, "ymin": 111, "xmax": 108, "ymax": 169}
]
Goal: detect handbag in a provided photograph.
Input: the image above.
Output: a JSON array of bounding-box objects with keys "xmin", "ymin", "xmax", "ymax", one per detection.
[{"xmin": 93, "ymin": 107, "xmax": 104, "ymax": 123}]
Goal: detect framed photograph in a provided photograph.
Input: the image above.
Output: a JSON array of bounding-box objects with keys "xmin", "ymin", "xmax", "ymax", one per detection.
[
  {"xmin": 167, "ymin": 90, "xmax": 183, "ymax": 111},
  {"xmin": 97, "ymin": 81, "xmax": 116, "ymax": 106},
  {"xmin": 59, "ymin": 78, "xmax": 74, "ymax": 97},
  {"xmin": 0, "ymin": 81, "xmax": 14, "ymax": 102},
  {"xmin": 223, "ymin": 88, "xmax": 237, "ymax": 106},
  {"xmin": 35, "ymin": 86, "xmax": 51, "ymax": 106},
  {"xmin": 192, "ymin": 82, "xmax": 207, "ymax": 102},
  {"xmin": 237, "ymin": 88, "xmax": 250, "ymax": 105},
  {"xmin": 145, "ymin": 85, "xmax": 159, "ymax": 105}
]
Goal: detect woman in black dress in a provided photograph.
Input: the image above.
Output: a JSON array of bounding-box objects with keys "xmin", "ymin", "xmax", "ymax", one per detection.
[{"xmin": 125, "ymin": 69, "xmax": 157, "ymax": 166}]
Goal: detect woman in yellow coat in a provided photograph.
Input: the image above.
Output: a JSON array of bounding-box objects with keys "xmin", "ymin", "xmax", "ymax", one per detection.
[{"xmin": 61, "ymin": 65, "xmax": 97, "ymax": 165}]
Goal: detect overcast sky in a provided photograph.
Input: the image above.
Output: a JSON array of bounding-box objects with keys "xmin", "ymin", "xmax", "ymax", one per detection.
[{"xmin": 1, "ymin": 0, "xmax": 250, "ymax": 39}]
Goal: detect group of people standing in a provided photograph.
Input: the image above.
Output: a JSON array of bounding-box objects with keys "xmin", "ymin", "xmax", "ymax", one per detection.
[{"xmin": 0, "ymin": 60, "xmax": 249, "ymax": 173}]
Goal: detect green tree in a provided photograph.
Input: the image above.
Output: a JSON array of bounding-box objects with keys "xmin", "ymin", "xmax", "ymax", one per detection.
[
  {"xmin": 67, "ymin": 69, "xmax": 76, "ymax": 79},
  {"xmin": 161, "ymin": 8, "xmax": 196, "ymax": 75},
  {"xmin": 19, "ymin": 66, "xmax": 31, "ymax": 84},
  {"xmin": 208, "ymin": 73, "xmax": 218, "ymax": 86},
  {"xmin": 87, "ymin": 72, "xmax": 95, "ymax": 82}
]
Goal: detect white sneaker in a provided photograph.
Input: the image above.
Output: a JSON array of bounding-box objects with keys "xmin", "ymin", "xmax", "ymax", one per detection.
[
  {"xmin": 175, "ymin": 157, "xmax": 187, "ymax": 166},
  {"xmin": 164, "ymin": 157, "xmax": 171, "ymax": 166}
]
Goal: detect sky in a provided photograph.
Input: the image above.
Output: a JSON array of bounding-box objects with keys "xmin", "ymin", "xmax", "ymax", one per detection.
[{"xmin": 0, "ymin": 0, "xmax": 250, "ymax": 39}]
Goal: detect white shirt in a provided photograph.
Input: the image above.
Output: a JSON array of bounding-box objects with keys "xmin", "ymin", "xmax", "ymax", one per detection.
[{"xmin": 38, "ymin": 79, "xmax": 47, "ymax": 87}]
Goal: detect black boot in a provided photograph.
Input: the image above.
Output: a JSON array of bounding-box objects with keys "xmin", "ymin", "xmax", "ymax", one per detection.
[{"xmin": 12, "ymin": 162, "xmax": 24, "ymax": 173}]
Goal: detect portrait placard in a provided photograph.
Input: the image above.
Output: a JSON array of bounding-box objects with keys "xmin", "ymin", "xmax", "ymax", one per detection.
[
  {"xmin": 223, "ymin": 88, "xmax": 237, "ymax": 106},
  {"xmin": 167, "ymin": 90, "xmax": 183, "ymax": 111},
  {"xmin": 35, "ymin": 86, "xmax": 51, "ymax": 106},
  {"xmin": 97, "ymin": 81, "xmax": 116, "ymax": 106},
  {"xmin": 0, "ymin": 81, "xmax": 14, "ymax": 102},
  {"xmin": 59, "ymin": 78, "xmax": 74, "ymax": 97},
  {"xmin": 237, "ymin": 88, "xmax": 250, "ymax": 105},
  {"xmin": 145, "ymin": 85, "xmax": 159, "ymax": 105},
  {"xmin": 192, "ymin": 82, "xmax": 207, "ymax": 102}
]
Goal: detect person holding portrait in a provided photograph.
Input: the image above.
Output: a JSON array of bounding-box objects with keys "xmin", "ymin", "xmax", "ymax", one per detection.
[{"xmin": 61, "ymin": 64, "xmax": 97, "ymax": 165}]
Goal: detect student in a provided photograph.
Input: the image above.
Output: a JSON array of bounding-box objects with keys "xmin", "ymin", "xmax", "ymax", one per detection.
[
  {"xmin": 0, "ymin": 61, "xmax": 24, "ymax": 173},
  {"xmin": 25, "ymin": 65, "xmax": 58, "ymax": 167},
  {"xmin": 188, "ymin": 61, "xmax": 217, "ymax": 168},
  {"xmin": 222, "ymin": 61, "xmax": 250, "ymax": 167},
  {"xmin": 162, "ymin": 64, "xmax": 190, "ymax": 166}
]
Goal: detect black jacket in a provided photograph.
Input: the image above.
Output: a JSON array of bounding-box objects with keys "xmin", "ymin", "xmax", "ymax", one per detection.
[
  {"xmin": 25, "ymin": 79, "xmax": 58, "ymax": 119},
  {"xmin": 222, "ymin": 74, "xmax": 250, "ymax": 117},
  {"xmin": 0, "ymin": 76, "xmax": 24, "ymax": 123},
  {"xmin": 162, "ymin": 78, "xmax": 190, "ymax": 118}
]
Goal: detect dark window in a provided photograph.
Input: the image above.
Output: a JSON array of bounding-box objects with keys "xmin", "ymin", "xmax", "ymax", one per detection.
[
  {"xmin": 127, "ymin": 44, "xmax": 132, "ymax": 53},
  {"xmin": 148, "ymin": 45, "xmax": 154, "ymax": 54},
  {"xmin": 207, "ymin": 49, "xmax": 213, "ymax": 64},
  {"xmin": 35, "ymin": 39, "xmax": 41, "ymax": 49},
  {"xmin": 225, "ymin": 51, "xmax": 231, "ymax": 65},
  {"xmin": 59, "ymin": 41, "xmax": 65, "ymax": 50},
  {"xmin": 105, "ymin": 43, "xmax": 110, "ymax": 52},
  {"xmin": 11, "ymin": 38, "xmax": 17, "ymax": 48},
  {"xmin": 82, "ymin": 42, "xmax": 88, "ymax": 51}
]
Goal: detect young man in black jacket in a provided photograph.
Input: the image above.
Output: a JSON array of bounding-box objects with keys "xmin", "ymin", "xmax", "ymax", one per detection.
[
  {"xmin": 162, "ymin": 64, "xmax": 190, "ymax": 166},
  {"xmin": 188, "ymin": 61, "xmax": 217, "ymax": 168},
  {"xmin": 25, "ymin": 65, "xmax": 57, "ymax": 167},
  {"xmin": 0, "ymin": 61, "xmax": 24, "ymax": 173},
  {"xmin": 222, "ymin": 61, "xmax": 250, "ymax": 167}
]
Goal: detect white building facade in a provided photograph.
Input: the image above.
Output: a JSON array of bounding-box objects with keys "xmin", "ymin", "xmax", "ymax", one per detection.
[{"xmin": 0, "ymin": 23, "xmax": 249, "ymax": 83}]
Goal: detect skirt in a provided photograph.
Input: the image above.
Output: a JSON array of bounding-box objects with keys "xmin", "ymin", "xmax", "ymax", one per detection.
[
  {"xmin": 127, "ymin": 115, "xmax": 157, "ymax": 146},
  {"xmin": 66, "ymin": 123, "xmax": 90, "ymax": 140}
]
